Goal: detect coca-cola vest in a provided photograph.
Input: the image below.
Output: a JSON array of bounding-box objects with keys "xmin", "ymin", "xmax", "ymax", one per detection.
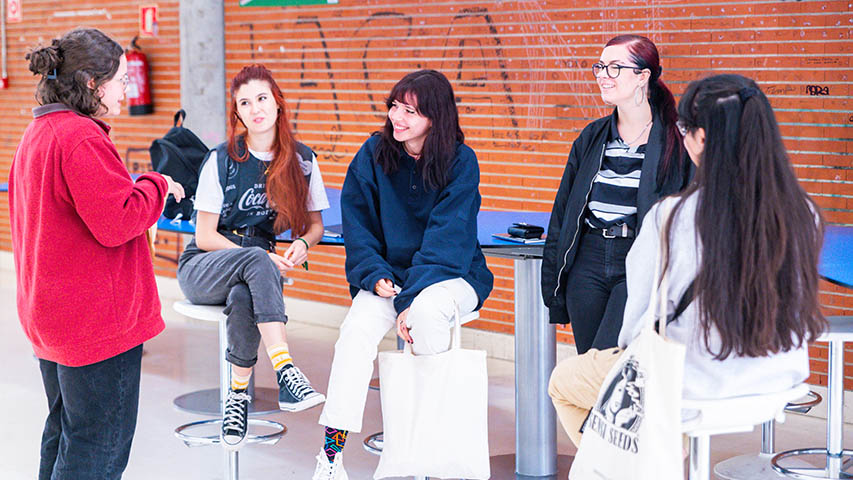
[{"xmin": 214, "ymin": 137, "xmax": 313, "ymax": 236}]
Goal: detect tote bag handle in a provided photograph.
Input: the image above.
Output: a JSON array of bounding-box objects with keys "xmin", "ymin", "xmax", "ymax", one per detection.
[{"xmin": 648, "ymin": 204, "xmax": 673, "ymax": 340}]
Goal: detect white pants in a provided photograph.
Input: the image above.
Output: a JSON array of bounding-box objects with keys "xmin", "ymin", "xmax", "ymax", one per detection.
[{"xmin": 318, "ymin": 277, "xmax": 479, "ymax": 432}]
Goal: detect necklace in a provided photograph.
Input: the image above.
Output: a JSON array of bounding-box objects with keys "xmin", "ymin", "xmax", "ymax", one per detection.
[{"xmin": 623, "ymin": 120, "xmax": 653, "ymax": 145}]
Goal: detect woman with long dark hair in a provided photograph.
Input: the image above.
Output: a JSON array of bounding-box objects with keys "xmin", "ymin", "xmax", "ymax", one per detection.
[
  {"xmin": 313, "ymin": 69, "xmax": 493, "ymax": 480},
  {"xmin": 177, "ymin": 64, "xmax": 327, "ymax": 450},
  {"xmin": 548, "ymin": 73, "xmax": 826, "ymax": 450},
  {"xmin": 541, "ymin": 35, "xmax": 692, "ymax": 354},
  {"xmin": 10, "ymin": 28, "xmax": 183, "ymax": 478}
]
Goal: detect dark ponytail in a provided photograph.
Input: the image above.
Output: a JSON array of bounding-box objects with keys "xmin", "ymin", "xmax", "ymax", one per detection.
[
  {"xmin": 605, "ymin": 35, "xmax": 686, "ymax": 189},
  {"xmin": 26, "ymin": 28, "xmax": 123, "ymax": 116}
]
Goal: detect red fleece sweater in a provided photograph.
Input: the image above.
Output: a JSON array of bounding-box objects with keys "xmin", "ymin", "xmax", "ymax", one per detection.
[{"xmin": 9, "ymin": 104, "xmax": 167, "ymax": 367}]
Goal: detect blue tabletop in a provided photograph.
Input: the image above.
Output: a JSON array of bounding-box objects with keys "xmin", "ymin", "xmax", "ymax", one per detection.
[
  {"xmin": 157, "ymin": 187, "xmax": 552, "ymax": 248},
  {"xmin": 821, "ymin": 225, "xmax": 853, "ymax": 289},
  {"xmin": 0, "ymin": 182, "xmax": 7, "ymax": 193}
]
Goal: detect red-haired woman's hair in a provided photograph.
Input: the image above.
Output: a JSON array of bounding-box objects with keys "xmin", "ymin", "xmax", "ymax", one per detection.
[
  {"xmin": 228, "ymin": 64, "xmax": 309, "ymax": 237},
  {"xmin": 605, "ymin": 34, "xmax": 686, "ymax": 188}
]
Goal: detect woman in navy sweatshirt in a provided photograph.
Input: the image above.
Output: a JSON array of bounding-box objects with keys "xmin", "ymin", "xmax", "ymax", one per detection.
[{"xmin": 312, "ymin": 69, "xmax": 494, "ymax": 480}]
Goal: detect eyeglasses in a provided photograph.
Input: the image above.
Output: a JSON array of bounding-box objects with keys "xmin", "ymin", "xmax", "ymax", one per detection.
[
  {"xmin": 676, "ymin": 120, "xmax": 690, "ymax": 137},
  {"xmin": 592, "ymin": 62, "xmax": 642, "ymax": 79}
]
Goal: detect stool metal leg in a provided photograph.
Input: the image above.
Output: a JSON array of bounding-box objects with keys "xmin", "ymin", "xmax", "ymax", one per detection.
[
  {"xmin": 772, "ymin": 336, "xmax": 853, "ymax": 479},
  {"xmin": 689, "ymin": 434, "xmax": 710, "ymax": 480}
]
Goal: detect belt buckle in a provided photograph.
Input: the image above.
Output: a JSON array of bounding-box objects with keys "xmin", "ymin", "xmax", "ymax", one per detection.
[{"xmin": 602, "ymin": 227, "xmax": 616, "ymax": 239}]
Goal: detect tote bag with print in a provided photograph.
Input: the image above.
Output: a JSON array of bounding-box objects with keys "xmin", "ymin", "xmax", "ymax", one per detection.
[
  {"xmin": 569, "ymin": 209, "xmax": 686, "ymax": 480},
  {"xmin": 374, "ymin": 306, "xmax": 490, "ymax": 480}
]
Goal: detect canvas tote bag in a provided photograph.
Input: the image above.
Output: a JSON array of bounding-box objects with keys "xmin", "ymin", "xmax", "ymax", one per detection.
[
  {"xmin": 569, "ymin": 207, "xmax": 687, "ymax": 480},
  {"xmin": 374, "ymin": 302, "xmax": 490, "ymax": 480}
]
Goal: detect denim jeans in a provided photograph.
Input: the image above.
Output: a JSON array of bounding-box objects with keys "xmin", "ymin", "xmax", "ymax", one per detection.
[
  {"xmin": 177, "ymin": 245, "xmax": 287, "ymax": 368},
  {"xmin": 38, "ymin": 344, "xmax": 143, "ymax": 480},
  {"xmin": 563, "ymin": 227, "xmax": 634, "ymax": 354}
]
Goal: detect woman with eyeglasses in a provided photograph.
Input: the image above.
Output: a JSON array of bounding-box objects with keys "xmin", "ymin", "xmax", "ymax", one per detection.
[
  {"xmin": 548, "ymin": 73, "xmax": 824, "ymax": 457},
  {"xmin": 541, "ymin": 34, "xmax": 692, "ymax": 355},
  {"xmin": 9, "ymin": 28, "xmax": 184, "ymax": 479}
]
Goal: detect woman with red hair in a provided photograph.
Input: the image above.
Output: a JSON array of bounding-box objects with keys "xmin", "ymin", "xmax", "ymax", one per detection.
[{"xmin": 177, "ymin": 64, "xmax": 328, "ymax": 449}]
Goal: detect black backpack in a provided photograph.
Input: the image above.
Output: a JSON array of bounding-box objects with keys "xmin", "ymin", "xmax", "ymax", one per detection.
[{"xmin": 149, "ymin": 109, "xmax": 209, "ymax": 220}]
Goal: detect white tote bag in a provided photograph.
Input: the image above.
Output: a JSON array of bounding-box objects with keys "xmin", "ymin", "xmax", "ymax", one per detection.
[
  {"xmin": 374, "ymin": 306, "xmax": 490, "ymax": 480},
  {"xmin": 569, "ymin": 211, "xmax": 686, "ymax": 480}
]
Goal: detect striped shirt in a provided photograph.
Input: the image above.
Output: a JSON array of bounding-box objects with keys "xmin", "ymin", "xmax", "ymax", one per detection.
[{"xmin": 586, "ymin": 132, "xmax": 646, "ymax": 230}]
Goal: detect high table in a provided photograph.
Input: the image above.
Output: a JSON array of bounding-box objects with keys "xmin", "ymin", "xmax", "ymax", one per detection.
[
  {"xmin": 773, "ymin": 225, "xmax": 853, "ymax": 479},
  {"xmin": 477, "ymin": 212, "xmax": 576, "ymax": 480}
]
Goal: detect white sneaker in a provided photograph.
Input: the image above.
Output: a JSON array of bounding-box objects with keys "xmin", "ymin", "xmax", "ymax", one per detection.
[{"xmin": 312, "ymin": 450, "xmax": 348, "ymax": 480}]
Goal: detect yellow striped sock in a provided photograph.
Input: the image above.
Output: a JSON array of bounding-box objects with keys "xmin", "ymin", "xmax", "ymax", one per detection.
[
  {"xmin": 231, "ymin": 369, "xmax": 251, "ymax": 391},
  {"xmin": 267, "ymin": 343, "xmax": 293, "ymax": 371}
]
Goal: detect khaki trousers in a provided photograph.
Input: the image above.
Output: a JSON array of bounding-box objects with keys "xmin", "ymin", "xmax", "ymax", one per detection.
[{"xmin": 547, "ymin": 347, "xmax": 622, "ymax": 447}]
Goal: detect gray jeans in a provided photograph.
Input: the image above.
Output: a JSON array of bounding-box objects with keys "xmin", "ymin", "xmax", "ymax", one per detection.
[{"xmin": 177, "ymin": 245, "xmax": 286, "ymax": 368}]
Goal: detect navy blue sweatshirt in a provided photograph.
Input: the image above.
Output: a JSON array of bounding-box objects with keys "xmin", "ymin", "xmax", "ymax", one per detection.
[{"xmin": 342, "ymin": 135, "xmax": 494, "ymax": 314}]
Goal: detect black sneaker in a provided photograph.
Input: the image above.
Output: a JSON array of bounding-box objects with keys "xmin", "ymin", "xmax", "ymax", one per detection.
[
  {"xmin": 277, "ymin": 364, "xmax": 326, "ymax": 412},
  {"xmin": 221, "ymin": 389, "xmax": 251, "ymax": 450}
]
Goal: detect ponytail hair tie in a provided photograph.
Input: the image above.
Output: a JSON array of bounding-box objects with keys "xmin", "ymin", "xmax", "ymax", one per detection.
[
  {"xmin": 46, "ymin": 69, "xmax": 57, "ymax": 80},
  {"xmin": 738, "ymin": 87, "xmax": 759, "ymax": 103}
]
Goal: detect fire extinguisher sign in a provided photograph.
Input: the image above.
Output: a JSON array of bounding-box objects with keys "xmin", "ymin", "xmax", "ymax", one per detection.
[
  {"xmin": 139, "ymin": 4, "xmax": 158, "ymax": 37},
  {"xmin": 7, "ymin": 0, "xmax": 22, "ymax": 23}
]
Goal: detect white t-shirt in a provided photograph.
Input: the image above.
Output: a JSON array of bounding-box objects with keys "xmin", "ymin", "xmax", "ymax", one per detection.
[{"xmin": 194, "ymin": 147, "xmax": 330, "ymax": 214}]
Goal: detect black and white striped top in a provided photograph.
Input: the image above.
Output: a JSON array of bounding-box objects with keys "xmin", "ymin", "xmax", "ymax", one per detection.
[{"xmin": 586, "ymin": 133, "xmax": 646, "ymax": 231}]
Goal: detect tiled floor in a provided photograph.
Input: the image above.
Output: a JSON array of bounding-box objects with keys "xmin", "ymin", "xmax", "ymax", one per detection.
[{"xmin": 0, "ymin": 254, "xmax": 849, "ymax": 479}]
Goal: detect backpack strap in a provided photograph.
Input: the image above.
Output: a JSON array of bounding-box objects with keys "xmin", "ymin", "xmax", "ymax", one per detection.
[
  {"xmin": 173, "ymin": 109, "xmax": 186, "ymax": 127},
  {"xmin": 668, "ymin": 279, "xmax": 695, "ymax": 325}
]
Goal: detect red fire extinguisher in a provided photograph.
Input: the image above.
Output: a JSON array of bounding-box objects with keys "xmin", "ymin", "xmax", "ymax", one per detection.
[{"xmin": 125, "ymin": 36, "xmax": 153, "ymax": 115}]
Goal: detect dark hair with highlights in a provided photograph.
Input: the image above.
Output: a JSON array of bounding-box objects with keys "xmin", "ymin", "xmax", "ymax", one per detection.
[
  {"xmin": 375, "ymin": 69, "xmax": 464, "ymax": 191},
  {"xmin": 605, "ymin": 34, "xmax": 685, "ymax": 188},
  {"xmin": 227, "ymin": 64, "xmax": 309, "ymax": 236},
  {"xmin": 26, "ymin": 28, "xmax": 123, "ymax": 116},
  {"xmin": 664, "ymin": 73, "xmax": 825, "ymax": 360}
]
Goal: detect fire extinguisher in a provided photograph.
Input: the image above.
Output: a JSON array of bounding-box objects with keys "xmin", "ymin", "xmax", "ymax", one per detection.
[{"xmin": 125, "ymin": 36, "xmax": 153, "ymax": 115}]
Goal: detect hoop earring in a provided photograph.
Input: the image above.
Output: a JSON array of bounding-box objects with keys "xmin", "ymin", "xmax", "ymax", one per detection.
[{"xmin": 634, "ymin": 86, "xmax": 646, "ymax": 106}]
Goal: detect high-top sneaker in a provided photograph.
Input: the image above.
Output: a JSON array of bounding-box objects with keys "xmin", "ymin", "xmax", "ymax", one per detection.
[
  {"xmin": 277, "ymin": 364, "xmax": 325, "ymax": 412},
  {"xmin": 312, "ymin": 450, "xmax": 348, "ymax": 480},
  {"xmin": 221, "ymin": 389, "xmax": 251, "ymax": 450}
]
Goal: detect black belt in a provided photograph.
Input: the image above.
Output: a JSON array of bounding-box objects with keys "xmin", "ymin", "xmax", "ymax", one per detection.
[
  {"xmin": 587, "ymin": 224, "xmax": 635, "ymax": 239},
  {"xmin": 219, "ymin": 226, "xmax": 276, "ymax": 252},
  {"xmin": 228, "ymin": 226, "xmax": 274, "ymax": 240}
]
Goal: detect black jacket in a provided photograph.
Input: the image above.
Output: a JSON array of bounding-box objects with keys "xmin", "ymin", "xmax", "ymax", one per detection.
[{"xmin": 541, "ymin": 108, "xmax": 691, "ymax": 324}]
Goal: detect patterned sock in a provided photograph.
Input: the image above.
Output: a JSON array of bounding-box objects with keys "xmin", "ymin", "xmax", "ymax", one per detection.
[
  {"xmin": 230, "ymin": 368, "xmax": 251, "ymax": 391},
  {"xmin": 267, "ymin": 343, "xmax": 293, "ymax": 371},
  {"xmin": 324, "ymin": 426, "xmax": 348, "ymax": 463}
]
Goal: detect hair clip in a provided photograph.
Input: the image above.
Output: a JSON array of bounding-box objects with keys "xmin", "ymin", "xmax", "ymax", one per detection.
[
  {"xmin": 46, "ymin": 69, "xmax": 57, "ymax": 80},
  {"xmin": 738, "ymin": 87, "xmax": 759, "ymax": 103}
]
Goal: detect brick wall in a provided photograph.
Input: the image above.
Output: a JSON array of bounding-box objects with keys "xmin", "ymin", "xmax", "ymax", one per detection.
[{"xmin": 1, "ymin": 0, "xmax": 851, "ymax": 386}]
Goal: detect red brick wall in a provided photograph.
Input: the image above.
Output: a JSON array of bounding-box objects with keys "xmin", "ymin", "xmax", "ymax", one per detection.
[
  {"xmin": 220, "ymin": 0, "xmax": 852, "ymax": 387},
  {"xmin": 1, "ymin": 0, "xmax": 851, "ymax": 386}
]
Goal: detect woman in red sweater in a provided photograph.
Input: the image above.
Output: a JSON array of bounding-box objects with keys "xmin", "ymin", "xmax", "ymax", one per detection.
[{"xmin": 9, "ymin": 28, "xmax": 183, "ymax": 480}]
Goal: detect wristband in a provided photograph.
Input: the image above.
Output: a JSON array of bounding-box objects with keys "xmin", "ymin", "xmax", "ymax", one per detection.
[{"xmin": 296, "ymin": 237, "xmax": 310, "ymax": 250}]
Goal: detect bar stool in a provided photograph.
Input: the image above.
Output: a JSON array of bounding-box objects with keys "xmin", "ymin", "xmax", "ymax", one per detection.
[
  {"xmin": 682, "ymin": 383, "xmax": 810, "ymax": 480},
  {"xmin": 772, "ymin": 316, "xmax": 853, "ymax": 479},
  {"xmin": 362, "ymin": 311, "xmax": 481, "ymax": 457},
  {"xmin": 714, "ymin": 391, "xmax": 822, "ymax": 479},
  {"xmin": 172, "ymin": 299, "xmax": 287, "ymax": 480},
  {"xmin": 173, "ymin": 278, "xmax": 295, "ymax": 416}
]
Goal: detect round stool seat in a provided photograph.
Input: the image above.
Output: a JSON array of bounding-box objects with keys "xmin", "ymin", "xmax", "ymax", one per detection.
[
  {"xmin": 172, "ymin": 299, "xmax": 285, "ymax": 416},
  {"xmin": 175, "ymin": 418, "xmax": 286, "ymax": 447}
]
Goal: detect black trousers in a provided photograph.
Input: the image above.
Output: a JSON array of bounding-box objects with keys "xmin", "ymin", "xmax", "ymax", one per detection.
[
  {"xmin": 38, "ymin": 344, "xmax": 143, "ymax": 480},
  {"xmin": 563, "ymin": 228, "xmax": 634, "ymax": 354}
]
